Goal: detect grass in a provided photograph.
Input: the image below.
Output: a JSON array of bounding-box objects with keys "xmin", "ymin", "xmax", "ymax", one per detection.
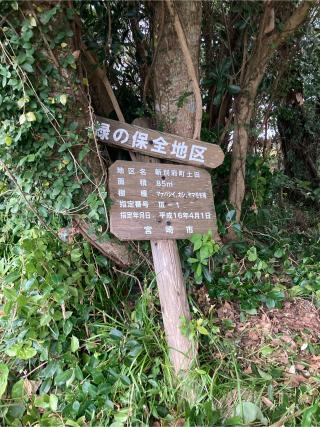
[
  {"xmin": 1, "ymin": 201, "xmax": 320, "ymax": 426},
  {"xmin": 66, "ymin": 281, "xmax": 320, "ymax": 426}
]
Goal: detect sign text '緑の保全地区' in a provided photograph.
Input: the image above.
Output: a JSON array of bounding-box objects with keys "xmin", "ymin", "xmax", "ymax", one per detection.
[{"xmin": 96, "ymin": 117, "xmax": 224, "ymax": 169}]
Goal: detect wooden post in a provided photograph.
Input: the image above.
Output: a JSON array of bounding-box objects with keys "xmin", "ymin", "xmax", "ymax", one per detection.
[
  {"xmin": 132, "ymin": 118, "xmax": 196, "ymax": 376},
  {"xmin": 151, "ymin": 240, "xmax": 195, "ymax": 373},
  {"xmin": 150, "ymin": 0, "xmax": 202, "ymax": 376}
]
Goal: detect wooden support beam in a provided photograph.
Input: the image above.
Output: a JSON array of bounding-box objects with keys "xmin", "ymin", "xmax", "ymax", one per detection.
[{"xmin": 132, "ymin": 118, "xmax": 196, "ymax": 376}]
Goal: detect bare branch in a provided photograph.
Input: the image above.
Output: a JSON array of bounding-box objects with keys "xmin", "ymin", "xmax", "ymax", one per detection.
[{"xmin": 74, "ymin": 218, "xmax": 135, "ymax": 269}]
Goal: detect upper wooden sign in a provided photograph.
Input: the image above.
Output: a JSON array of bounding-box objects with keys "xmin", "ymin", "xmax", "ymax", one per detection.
[
  {"xmin": 95, "ymin": 116, "xmax": 224, "ymax": 169},
  {"xmin": 109, "ymin": 161, "xmax": 218, "ymax": 240}
]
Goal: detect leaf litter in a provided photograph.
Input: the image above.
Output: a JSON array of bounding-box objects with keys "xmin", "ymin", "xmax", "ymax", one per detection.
[{"xmin": 195, "ymin": 288, "xmax": 320, "ymax": 385}]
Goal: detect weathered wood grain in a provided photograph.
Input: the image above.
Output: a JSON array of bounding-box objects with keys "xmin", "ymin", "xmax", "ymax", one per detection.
[
  {"xmin": 131, "ymin": 118, "xmax": 197, "ymax": 377},
  {"xmin": 74, "ymin": 218, "xmax": 134, "ymax": 268},
  {"xmin": 95, "ymin": 116, "xmax": 224, "ymax": 169},
  {"xmin": 108, "ymin": 160, "xmax": 218, "ymax": 240}
]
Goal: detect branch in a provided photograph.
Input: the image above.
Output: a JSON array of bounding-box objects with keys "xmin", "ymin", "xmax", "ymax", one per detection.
[
  {"xmin": 30, "ymin": 8, "xmax": 60, "ymax": 70},
  {"xmin": 143, "ymin": 1, "xmax": 165, "ymax": 105},
  {"xmin": 80, "ymin": 43, "xmax": 125, "ymax": 123},
  {"xmin": 164, "ymin": 0, "xmax": 202, "ymax": 140},
  {"xmin": 74, "ymin": 218, "xmax": 135, "ymax": 268},
  {"xmin": 243, "ymin": 1, "xmax": 313, "ymax": 90},
  {"xmin": 271, "ymin": 1, "xmax": 314, "ymax": 48}
]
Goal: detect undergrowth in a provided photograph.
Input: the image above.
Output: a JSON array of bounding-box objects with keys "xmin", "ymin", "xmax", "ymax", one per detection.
[
  {"xmin": 0, "ymin": 3, "xmax": 320, "ymax": 425},
  {"xmin": 0, "ymin": 198, "xmax": 320, "ymax": 426}
]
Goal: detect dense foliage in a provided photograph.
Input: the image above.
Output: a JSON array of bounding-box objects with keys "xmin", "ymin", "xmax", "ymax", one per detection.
[{"xmin": 0, "ymin": 1, "xmax": 319, "ymax": 426}]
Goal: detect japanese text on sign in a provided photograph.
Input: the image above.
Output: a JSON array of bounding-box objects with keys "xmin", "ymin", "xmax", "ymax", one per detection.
[
  {"xmin": 95, "ymin": 117, "xmax": 224, "ymax": 169},
  {"xmin": 108, "ymin": 161, "xmax": 218, "ymax": 240}
]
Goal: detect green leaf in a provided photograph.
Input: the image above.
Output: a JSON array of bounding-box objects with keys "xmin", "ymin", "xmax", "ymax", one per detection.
[
  {"xmin": 247, "ymin": 247, "xmax": 258, "ymax": 262},
  {"xmin": 235, "ymin": 402, "xmax": 267, "ymax": 425},
  {"xmin": 226, "ymin": 209, "xmax": 236, "ymax": 222},
  {"xmin": 26, "ymin": 111, "xmax": 36, "ymax": 122},
  {"xmin": 63, "ymin": 320, "xmax": 73, "ymax": 336},
  {"xmin": 200, "ymin": 244, "xmax": 213, "ymax": 261},
  {"xmin": 70, "ymin": 336, "xmax": 79, "ymax": 353},
  {"xmin": 66, "ymin": 420, "xmax": 81, "ymax": 427},
  {"xmin": 232, "ymin": 223, "xmax": 241, "ymax": 233},
  {"xmin": 0, "ymin": 364, "xmax": 9, "ymax": 399},
  {"xmin": 113, "ymin": 408, "xmax": 129, "ymax": 423},
  {"xmin": 11, "ymin": 379, "xmax": 25, "ymax": 400},
  {"xmin": 19, "ymin": 114, "xmax": 26, "ymax": 125},
  {"xmin": 119, "ymin": 375, "xmax": 131, "ymax": 386},
  {"xmin": 49, "ymin": 394, "xmax": 58, "ymax": 411},
  {"xmin": 197, "ymin": 325, "xmax": 209, "ymax": 335},
  {"xmin": 17, "ymin": 97, "xmax": 30, "ymax": 109},
  {"xmin": 260, "ymin": 345, "xmax": 274, "ymax": 356},
  {"xmin": 39, "ymin": 6, "xmax": 59, "ymax": 25},
  {"xmin": 16, "ymin": 346, "xmax": 37, "ymax": 360},
  {"xmin": 228, "ymin": 84, "xmax": 241, "ymax": 94},
  {"xmin": 21, "ymin": 63, "xmax": 33, "ymax": 73},
  {"xmin": 109, "ymin": 328, "xmax": 123, "ymax": 340},
  {"xmin": 29, "ymin": 16, "xmax": 37, "ymax": 27},
  {"xmin": 213, "ymin": 93, "xmax": 222, "ymax": 107},
  {"xmin": 35, "ymin": 394, "xmax": 50, "ymax": 409},
  {"xmin": 54, "ymin": 369, "xmax": 74, "ymax": 386},
  {"xmin": 274, "ymin": 248, "xmax": 284, "ymax": 258},
  {"xmin": 5, "ymin": 135, "xmax": 12, "ymax": 146},
  {"xmin": 224, "ymin": 416, "xmax": 243, "ymax": 426},
  {"xmin": 4, "ymin": 271, "xmax": 20, "ymax": 284},
  {"xmin": 301, "ymin": 404, "xmax": 318, "ymax": 427},
  {"xmin": 257, "ymin": 368, "xmax": 272, "ymax": 381},
  {"xmin": 70, "ymin": 248, "xmax": 82, "ymax": 262},
  {"xmin": 196, "ymin": 263, "xmax": 202, "ymax": 278},
  {"xmin": 190, "ymin": 234, "xmax": 202, "ymax": 251}
]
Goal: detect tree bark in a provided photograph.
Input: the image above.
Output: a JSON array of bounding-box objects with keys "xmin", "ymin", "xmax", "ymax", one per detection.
[
  {"xmin": 229, "ymin": 81, "xmax": 263, "ymax": 222},
  {"xmin": 228, "ymin": 1, "xmax": 313, "ymax": 223},
  {"xmin": 153, "ymin": 0, "xmax": 201, "ymax": 139},
  {"xmin": 151, "ymin": 0, "xmax": 202, "ymax": 376},
  {"xmin": 22, "ymin": 1, "xmax": 135, "ymax": 267}
]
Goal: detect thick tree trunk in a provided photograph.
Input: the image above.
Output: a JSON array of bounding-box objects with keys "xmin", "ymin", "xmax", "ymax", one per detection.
[
  {"xmin": 22, "ymin": 1, "xmax": 134, "ymax": 267},
  {"xmin": 151, "ymin": 0, "xmax": 201, "ymax": 376},
  {"xmin": 153, "ymin": 1, "xmax": 201, "ymax": 138}
]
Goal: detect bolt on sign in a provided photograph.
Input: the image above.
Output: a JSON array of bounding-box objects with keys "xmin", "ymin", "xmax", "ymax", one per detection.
[
  {"xmin": 109, "ymin": 161, "xmax": 218, "ymax": 240},
  {"xmin": 95, "ymin": 116, "xmax": 224, "ymax": 169}
]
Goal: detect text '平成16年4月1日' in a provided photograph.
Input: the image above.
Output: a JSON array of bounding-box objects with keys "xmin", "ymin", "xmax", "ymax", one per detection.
[{"xmin": 108, "ymin": 161, "xmax": 218, "ymax": 240}]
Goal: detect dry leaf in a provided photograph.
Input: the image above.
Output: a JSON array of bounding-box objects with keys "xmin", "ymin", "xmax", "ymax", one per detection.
[
  {"xmin": 261, "ymin": 396, "xmax": 274, "ymax": 408},
  {"xmin": 72, "ymin": 50, "xmax": 81, "ymax": 60},
  {"xmin": 284, "ymin": 373, "xmax": 308, "ymax": 387}
]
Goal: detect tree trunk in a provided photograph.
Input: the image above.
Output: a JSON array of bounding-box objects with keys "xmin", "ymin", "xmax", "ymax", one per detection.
[
  {"xmin": 151, "ymin": 0, "xmax": 202, "ymax": 376},
  {"xmin": 19, "ymin": 1, "xmax": 135, "ymax": 267},
  {"xmin": 153, "ymin": 1, "xmax": 201, "ymax": 138},
  {"xmin": 228, "ymin": 1, "xmax": 312, "ymax": 224},
  {"xmin": 229, "ymin": 85, "xmax": 261, "ymax": 222}
]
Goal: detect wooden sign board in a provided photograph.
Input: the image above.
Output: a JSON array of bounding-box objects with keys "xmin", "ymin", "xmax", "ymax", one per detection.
[
  {"xmin": 96, "ymin": 116, "xmax": 224, "ymax": 169},
  {"xmin": 109, "ymin": 161, "xmax": 218, "ymax": 240}
]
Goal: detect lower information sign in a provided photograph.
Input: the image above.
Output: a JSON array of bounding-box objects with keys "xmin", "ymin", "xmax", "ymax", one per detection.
[{"xmin": 108, "ymin": 161, "xmax": 217, "ymax": 240}]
